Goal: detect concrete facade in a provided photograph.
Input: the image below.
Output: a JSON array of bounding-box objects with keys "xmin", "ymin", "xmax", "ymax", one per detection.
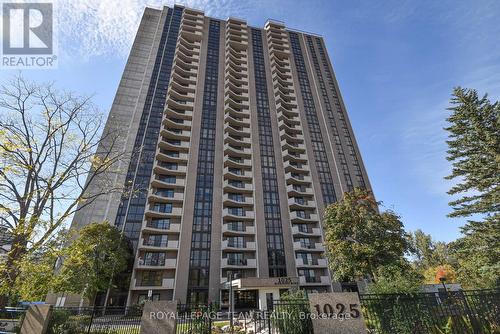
[{"xmin": 70, "ymin": 5, "xmax": 373, "ymax": 309}]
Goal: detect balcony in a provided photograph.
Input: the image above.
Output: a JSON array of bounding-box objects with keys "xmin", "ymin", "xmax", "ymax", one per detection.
[
  {"xmin": 160, "ymin": 128, "xmax": 191, "ymax": 140},
  {"xmin": 223, "ymin": 179, "xmax": 253, "ymax": 192},
  {"xmin": 288, "ymin": 197, "xmax": 316, "ymax": 209},
  {"xmin": 163, "ymin": 118, "xmax": 192, "ymax": 130},
  {"xmin": 223, "ymin": 194, "xmax": 254, "ymax": 206},
  {"xmin": 282, "ymin": 150, "xmax": 308, "ymax": 162},
  {"xmin": 139, "ymin": 239, "xmax": 179, "ymax": 250},
  {"xmin": 223, "ymin": 208, "xmax": 255, "ymax": 220},
  {"xmin": 154, "ymin": 161, "xmax": 187, "ymax": 175},
  {"xmin": 136, "ymin": 258, "xmax": 177, "ymax": 269},
  {"xmin": 283, "ymin": 160, "xmax": 309, "ymax": 173},
  {"xmin": 133, "ymin": 278, "xmax": 175, "ymax": 290},
  {"xmin": 279, "ymin": 129, "xmax": 304, "ymax": 142},
  {"xmin": 150, "ymin": 176, "xmax": 185, "ymax": 189},
  {"xmin": 289, "ymin": 211, "xmax": 318, "ymax": 222},
  {"xmin": 222, "ymin": 224, "xmax": 255, "ymax": 235},
  {"xmin": 223, "ymin": 156, "xmax": 252, "ymax": 169},
  {"xmin": 223, "ymin": 167, "xmax": 252, "ymax": 180},
  {"xmin": 293, "ymin": 241, "xmax": 324, "ymax": 252},
  {"xmin": 148, "ymin": 190, "xmax": 184, "ymax": 203},
  {"xmin": 291, "ymin": 225, "xmax": 321, "ymax": 236},
  {"xmin": 286, "ymin": 184, "xmax": 313, "ymax": 196},
  {"xmin": 145, "ymin": 206, "xmax": 183, "ymax": 219},
  {"xmin": 222, "ymin": 240, "xmax": 256, "ymax": 251},
  {"xmin": 157, "ymin": 149, "xmax": 189, "ymax": 163},
  {"xmin": 165, "ymin": 107, "xmax": 194, "ymax": 120},
  {"xmin": 224, "ymin": 143, "xmax": 252, "ymax": 157},
  {"xmin": 295, "ymin": 258, "xmax": 328, "ymax": 268},
  {"xmin": 143, "ymin": 222, "xmax": 181, "ymax": 234},
  {"xmin": 285, "ymin": 172, "xmax": 311, "ymax": 184},
  {"xmin": 221, "ymin": 258, "xmax": 257, "ymax": 268},
  {"xmin": 299, "ymin": 275, "xmax": 331, "ymax": 286},
  {"xmin": 158, "ymin": 139, "xmax": 190, "ymax": 151}
]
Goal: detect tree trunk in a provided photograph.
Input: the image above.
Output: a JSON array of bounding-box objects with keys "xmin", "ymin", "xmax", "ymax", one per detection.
[{"xmin": 0, "ymin": 235, "xmax": 28, "ymax": 307}]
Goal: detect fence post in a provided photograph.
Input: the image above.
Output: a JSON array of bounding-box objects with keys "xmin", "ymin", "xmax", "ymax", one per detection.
[{"xmin": 86, "ymin": 306, "xmax": 95, "ymax": 334}]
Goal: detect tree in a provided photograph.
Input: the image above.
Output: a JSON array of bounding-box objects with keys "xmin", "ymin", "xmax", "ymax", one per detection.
[
  {"xmin": 449, "ymin": 220, "xmax": 500, "ymax": 289},
  {"xmin": 323, "ymin": 188, "xmax": 412, "ymax": 282},
  {"xmin": 423, "ymin": 264, "xmax": 457, "ymax": 284},
  {"xmin": 12, "ymin": 231, "xmax": 67, "ymax": 302},
  {"xmin": 53, "ymin": 222, "xmax": 131, "ymax": 301},
  {"xmin": 0, "ymin": 75, "xmax": 126, "ymax": 298},
  {"xmin": 444, "ymin": 87, "xmax": 499, "ymax": 220},
  {"xmin": 410, "ymin": 229, "xmax": 452, "ymax": 271},
  {"xmin": 367, "ymin": 262, "xmax": 423, "ymax": 294},
  {"xmin": 444, "ymin": 87, "xmax": 500, "ymax": 289}
]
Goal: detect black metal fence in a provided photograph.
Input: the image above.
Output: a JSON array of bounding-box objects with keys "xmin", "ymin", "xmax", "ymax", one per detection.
[
  {"xmin": 360, "ymin": 289, "xmax": 500, "ymax": 334},
  {"xmin": 0, "ymin": 307, "xmax": 26, "ymax": 333},
  {"xmin": 8, "ymin": 289, "xmax": 500, "ymax": 334},
  {"xmin": 250, "ymin": 301, "xmax": 314, "ymax": 334},
  {"xmin": 176, "ymin": 304, "xmax": 217, "ymax": 334},
  {"xmin": 47, "ymin": 306, "xmax": 142, "ymax": 334}
]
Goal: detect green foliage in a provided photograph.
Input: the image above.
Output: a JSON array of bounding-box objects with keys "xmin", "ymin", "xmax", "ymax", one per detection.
[
  {"xmin": 449, "ymin": 219, "xmax": 500, "ymax": 289},
  {"xmin": 410, "ymin": 229, "xmax": 452, "ymax": 271},
  {"xmin": 444, "ymin": 87, "xmax": 499, "ymax": 218},
  {"xmin": 47, "ymin": 309, "xmax": 91, "ymax": 334},
  {"xmin": 363, "ymin": 296, "xmax": 433, "ymax": 334},
  {"xmin": 271, "ymin": 290, "xmax": 310, "ymax": 334},
  {"xmin": 53, "ymin": 222, "xmax": 132, "ymax": 299},
  {"xmin": 323, "ymin": 188, "xmax": 412, "ymax": 281},
  {"xmin": 366, "ymin": 263, "xmax": 423, "ymax": 294},
  {"xmin": 1, "ymin": 231, "xmax": 67, "ymax": 302}
]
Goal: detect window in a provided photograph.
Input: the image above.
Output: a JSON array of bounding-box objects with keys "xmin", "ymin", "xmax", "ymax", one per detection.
[
  {"xmin": 156, "ymin": 189, "xmax": 175, "ymax": 197},
  {"xmin": 141, "ymin": 270, "xmax": 162, "ymax": 286},
  {"xmin": 158, "ymin": 175, "xmax": 176, "ymax": 184},
  {"xmin": 227, "ymin": 221, "xmax": 244, "ymax": 232},
  {"xmin": 228, "ymin": 236, "xmax": 244, "ymax": 248},
  {"xmin": 228, "ymin": 193, "xmax": 244, "ymax": 202},
  {"xmin": 145, "ymin": 234, "xmax": 168, "ymax": 247},
  {"xmin": 228, "ymin": 253, "xmax": 245, "ymax": 265},
  {"xmin": 153, "ymin": 203, "xmax": 172, "ymax": 213},
  {"xmin": 143, "ymin": 252, "xmax": 166, "ymax": 265},
  {"xmin": 229, "ymin": 168, "xmax": 242, "ymax": 175},
  {"xmin": 187, "ymin": 19, "xmax": 220, "ymax": 305},
  {"xmin": 164, "ymin": 150, "xmax": 179, "ymax": 158},
  {"xmin": 148, "ymin": 219, "xmax": 170, "ymax": 229},
  {"xmin": 229, "ymin": 180, "xmax": 244, "ymax": 188},
  {"xmin": 228, "ymin": 207, "xmax": 245, "ymax": 216}
]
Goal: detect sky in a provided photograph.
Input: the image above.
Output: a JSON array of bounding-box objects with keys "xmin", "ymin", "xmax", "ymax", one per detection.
[{"xmin": 3, "ymin": 0, "xmax": 499, "ymax": 242}]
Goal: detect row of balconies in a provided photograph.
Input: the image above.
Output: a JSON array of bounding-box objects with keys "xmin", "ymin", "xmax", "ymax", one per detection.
[
  {"xmin": 131, "ymin": 9, "xmax": 205, "ymax": 294},
  {"xmin": 222, "ymin": 19, "xmax": 256, "ymax": 277}
]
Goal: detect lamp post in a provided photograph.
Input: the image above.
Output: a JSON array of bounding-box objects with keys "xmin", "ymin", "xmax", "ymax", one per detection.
[{"xmin": 227, "ymin": 271, "xmax": 234, "ymax": 334}]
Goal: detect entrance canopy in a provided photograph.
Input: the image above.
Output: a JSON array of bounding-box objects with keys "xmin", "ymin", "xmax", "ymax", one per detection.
[{"xmin": 222, "ymin": 277, "xmax": 299, "ymax": 290}]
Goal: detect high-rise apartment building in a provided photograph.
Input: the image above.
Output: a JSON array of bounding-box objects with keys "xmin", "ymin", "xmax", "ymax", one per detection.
[{"xmin": 70, "ymin": 5, "xmax": 372, "ymax": 309}]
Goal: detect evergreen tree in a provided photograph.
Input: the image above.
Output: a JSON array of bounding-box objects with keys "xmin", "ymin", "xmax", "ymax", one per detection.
[{"xmin": 445, "ymin": 87, "xmax": 499, "ymax": 219}]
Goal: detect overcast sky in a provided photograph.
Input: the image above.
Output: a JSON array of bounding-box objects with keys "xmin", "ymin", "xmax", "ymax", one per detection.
[{"xmin": 4, "ymin": 0, "xmax": 499, "ymax": 242}]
